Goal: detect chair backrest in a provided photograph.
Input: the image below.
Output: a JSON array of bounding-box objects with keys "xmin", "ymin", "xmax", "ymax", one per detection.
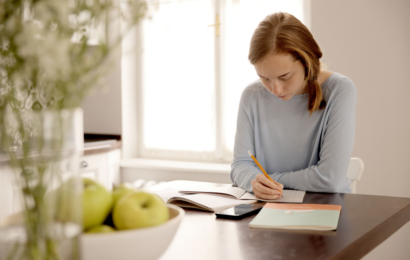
[{"xmin": 346, "ymin": 157, "xmax": 364, "ymax": 193}]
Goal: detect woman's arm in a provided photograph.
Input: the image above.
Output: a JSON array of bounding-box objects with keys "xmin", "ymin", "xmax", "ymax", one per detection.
[
  {"xmin": 230, "ymin": 94, "xmax": 260, "ymax": 193},
  {"xmin": 230, "ymin": 86, "xmax": 283, "ymax": 196},
  {"xmin": 272, "ymin": 78, "xmax": 357, "ymax": 192}
]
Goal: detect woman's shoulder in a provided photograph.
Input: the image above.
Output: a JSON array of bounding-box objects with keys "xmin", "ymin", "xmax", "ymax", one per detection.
[
  {"xmin": 321, "ymin": 71, "xmax": 356, "ymax": 100},
  {"xmin": 243, "ymin": 79, "xmax": 265, "ymax": 93},
  {"xmin": 240, "ymin": 79, "xmax": 265, "ymax": 104}
]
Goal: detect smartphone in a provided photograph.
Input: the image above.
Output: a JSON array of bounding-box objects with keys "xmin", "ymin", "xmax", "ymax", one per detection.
[{"xmin": 215, "ymin": 204, "xmax": 264, "ymax": 220}]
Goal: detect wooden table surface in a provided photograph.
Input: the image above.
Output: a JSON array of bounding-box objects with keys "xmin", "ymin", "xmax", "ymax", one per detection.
[{"xmin": 153, "ymin": 184, "xmax": 410, "ymax": 260}]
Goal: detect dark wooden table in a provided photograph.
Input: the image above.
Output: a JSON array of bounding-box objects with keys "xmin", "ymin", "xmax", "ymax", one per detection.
[{"xmin": 151, "ymin": 182, "xmax": 410, "ymax": 260}]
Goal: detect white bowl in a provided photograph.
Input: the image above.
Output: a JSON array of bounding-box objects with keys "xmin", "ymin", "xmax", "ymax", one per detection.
[{"xmin": 81, "ymin": 204, "xmax": 184, "ymax": 260}]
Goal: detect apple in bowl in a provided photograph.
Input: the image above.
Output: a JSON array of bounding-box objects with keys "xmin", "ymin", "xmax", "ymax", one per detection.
[
  {"xmin": 80, "ymin": 179, "xmax": 184, "ymax": 260},
  {"xmin": 81, "ymin": 204, "xmax": 184, "ymax": 260},
  {"xmin": 113, "ymin": 191, "xmax": 169, "ymax": 230},
  {"xmin": 82, "ymin": 178, "xmax": 113, "ymax": 230}
]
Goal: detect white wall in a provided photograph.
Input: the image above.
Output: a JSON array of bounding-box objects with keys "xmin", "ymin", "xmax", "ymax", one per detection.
[
  {"xmin": 311, "ymin": 0, "xmax": 410, "ymax": 259},
  {"xmin": 80, "ymin": 6, "xmax": 123, "ymax": 135},
  {"xmin": 81, "ymin": 55, "xmax": 122, "ymax": 135}
]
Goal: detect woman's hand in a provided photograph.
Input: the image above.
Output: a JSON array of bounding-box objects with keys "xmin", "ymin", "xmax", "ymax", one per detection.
[{"xmin": 251, "ymin": 174, "xmax": 284, "ymax": 200}]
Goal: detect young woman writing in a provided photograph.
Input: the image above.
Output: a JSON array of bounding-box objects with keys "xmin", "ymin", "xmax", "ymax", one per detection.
[{"xmin": 230, "ymin": 12, "xmax": 357, "ymax": 200}]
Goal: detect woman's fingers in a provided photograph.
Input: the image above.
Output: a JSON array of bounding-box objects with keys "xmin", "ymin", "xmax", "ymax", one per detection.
[
  {"xmin": 252, "ymin": 187, "xmax": 282, "ymax": 200},
  {"xmin": 253, "ymin": 181, "xmax": 281, "ymax": 195},
  {"xmin": 274, "ymin": 181, "xmax": 284, "ymax": 191},
  {"xmin": 251, "ymin": 174, "xmax": 284, "ymax": 200},
  {"xmin": 255, "ymin": 174, "xmax": 283, "ymax": 191},
  {"xmin": 254, "ymin": 192, "xmax": 282, "ymax": 200}
]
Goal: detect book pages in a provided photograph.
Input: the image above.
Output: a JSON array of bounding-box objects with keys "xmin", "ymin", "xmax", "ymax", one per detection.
[
  {"xmin": 241, "ymin": 190, "xmax": 306, "ymax": 203},
  {"xmin": 153, "ymin": 188, "xmax": 257, "ymax": 212}
]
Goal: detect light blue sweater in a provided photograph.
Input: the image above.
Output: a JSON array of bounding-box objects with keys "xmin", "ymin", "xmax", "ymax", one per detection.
[{"xmin": 230, "ymin": 73, "xmax": 357, "ymax": 193}]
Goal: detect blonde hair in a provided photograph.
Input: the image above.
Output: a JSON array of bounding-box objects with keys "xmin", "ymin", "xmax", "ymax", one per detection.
[{"xmin": 249, "ymin": 12, "xmax": 326, "ymax": 115}]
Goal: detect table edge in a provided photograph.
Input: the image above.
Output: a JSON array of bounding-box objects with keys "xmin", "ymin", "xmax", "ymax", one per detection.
[{"xmin": 331, "ymin": 202, "xmax": 410, "ymax": 260}]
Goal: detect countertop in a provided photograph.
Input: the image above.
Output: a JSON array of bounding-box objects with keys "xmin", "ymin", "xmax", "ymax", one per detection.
[
  {"xmin": 0, "ymin": 134, "xmax": 122, "ymax": 165},
  {"xmin": 83, "ymin": 139, "xmax": 122, "ymax": 156}
]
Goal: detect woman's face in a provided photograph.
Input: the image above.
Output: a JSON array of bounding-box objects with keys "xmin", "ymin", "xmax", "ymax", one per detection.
[{"xmin": 254, "ymin": 52, "xmax": 307, "ymax": 101}]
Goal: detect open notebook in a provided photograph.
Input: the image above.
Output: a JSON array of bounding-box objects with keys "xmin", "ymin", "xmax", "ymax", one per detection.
[
  {"xmin": 153, "ymin": 186, "xmax": 305, "ymax": 212},
  {"xmin": 153, "ymin": 188, "xmax": 257, "ymax": 212},
  {"xmin": 178, "ymin": 186, "xmax": 305, "ymax": 203}
]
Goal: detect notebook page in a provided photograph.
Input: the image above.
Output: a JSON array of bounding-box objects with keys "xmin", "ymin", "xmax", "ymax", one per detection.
[
  {"xmin": 153, "ymin": 188, "xmax": 256, "ymax": 212},
  {"xmin": 178, "ymin": 186, "xmax": 247, "ymax": 199},
  {"xmin": 154, "ymin": 188, "xmax": 186, "ymax": 203},
  {"xmin": 181, "ymin": 194, "xmax": 256, "ymax": 210},
  {"xmin": 177, "ymin": 193, "xmax": 256, "ymax": 212},
  {"xmin": 241, "ymin": 190, "xmax": 306, "ymax": 203}
]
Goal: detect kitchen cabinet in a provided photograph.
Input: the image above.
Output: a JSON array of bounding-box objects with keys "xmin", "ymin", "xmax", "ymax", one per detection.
[
  {"xmin": 0, "ymin": 140, "xmax": 121, "ymax": 220},
  {"xmin": 80, "ymin": 149, "xmax": 121, "ymax": 190}
]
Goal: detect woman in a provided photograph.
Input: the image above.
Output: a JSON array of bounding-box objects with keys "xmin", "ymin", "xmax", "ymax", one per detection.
[{"xmin": 230, "ymin": 12, "xmax": 357, "ymax": 200}]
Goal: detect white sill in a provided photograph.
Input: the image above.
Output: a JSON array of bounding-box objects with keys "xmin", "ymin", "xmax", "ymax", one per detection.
[
  {"xmin": 120, "ymin": 158, "xmax": 232, "ymax": 183},
  {"xmin": 120, "ymin": 158, "xmax": 231, "ymax": 174}
]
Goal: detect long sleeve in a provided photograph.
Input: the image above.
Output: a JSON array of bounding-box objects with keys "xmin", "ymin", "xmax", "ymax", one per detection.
[
  {"xmin": 230, "ymin": 87, "xmax": 262, "ymax": 193},
  {"xmin": 272, "ymin": 77, "xmax": 357, "ymax": 192},
  {"xmin": 230, "ymin": 74, "xmax": 357, "ymax": 193}
]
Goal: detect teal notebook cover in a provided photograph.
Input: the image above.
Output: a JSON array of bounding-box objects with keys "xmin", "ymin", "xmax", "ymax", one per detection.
[{"xmin": 249, "ymin": 203, "xmax": 341, "ymax": 231}]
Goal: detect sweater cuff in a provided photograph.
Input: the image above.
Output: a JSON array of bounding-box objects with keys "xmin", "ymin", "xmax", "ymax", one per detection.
[{"xmin": 272, "ymin": 172, "xmax": 291, "ymax": 189}]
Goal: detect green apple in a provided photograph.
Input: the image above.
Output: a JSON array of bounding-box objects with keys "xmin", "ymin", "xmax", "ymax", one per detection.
[
  {"xmin": 82, "ymin": 178, "xmax": 113, "ymax": 230},
  {"xmin": 112, "ymin": 182, "xmax": 135, "ymax": 205},
  {"xmin": 86, "ymin": 224, "xmax": 116, "ymax": 233},
  {"xmin": 113, "ymin": 191, "xmax": 169, "ymax": 230},
  {"xmin": 48, "ymin": 177, "xmax": 82, "ymax": 224}
]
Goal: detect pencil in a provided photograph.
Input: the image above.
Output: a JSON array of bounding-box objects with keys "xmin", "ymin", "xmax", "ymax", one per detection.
[{"xmin": 248, "ymin": 151, "xmax": 283, "ymax": 195}]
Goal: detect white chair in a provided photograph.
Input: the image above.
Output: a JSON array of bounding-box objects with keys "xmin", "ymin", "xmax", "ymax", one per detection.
[{"xmin": 346, "ymin": 157, "xmax": 364, "ymax": 193}]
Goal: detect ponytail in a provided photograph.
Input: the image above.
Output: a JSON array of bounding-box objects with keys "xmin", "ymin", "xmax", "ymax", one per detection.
[{"xmin": 307, "ymin": 79, "xmax": 326, "ymax": 115}]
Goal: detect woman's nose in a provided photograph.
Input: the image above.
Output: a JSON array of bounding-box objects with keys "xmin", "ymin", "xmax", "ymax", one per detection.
[{"xmin": 270, "ymin": 81, "xmax": 283, "ymax": 96}]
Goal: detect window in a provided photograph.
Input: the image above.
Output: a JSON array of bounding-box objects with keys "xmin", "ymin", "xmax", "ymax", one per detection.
[{"xmin": 136, "ymin": 0, "xmax": 307, "ymax": 163}]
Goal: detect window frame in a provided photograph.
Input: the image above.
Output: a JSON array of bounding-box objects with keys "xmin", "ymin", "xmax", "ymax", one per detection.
[{"xmin": 121, "ymin": 0, "xmax": 311, "ymax": 162}]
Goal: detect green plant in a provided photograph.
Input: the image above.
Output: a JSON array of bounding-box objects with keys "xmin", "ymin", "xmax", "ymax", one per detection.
[
  {"xmin": 0, "ymin": 0, "xmax": 147, "ymax": 259},
  {"xmin": 0, "ymin": 0, "xmax": 146, "ymax": 111}
]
